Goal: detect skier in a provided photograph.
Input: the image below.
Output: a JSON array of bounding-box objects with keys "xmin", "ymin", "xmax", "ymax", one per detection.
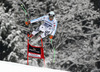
[{"xmin": 25, "ymin": 11, "xmax": 58, "ymax": 44}]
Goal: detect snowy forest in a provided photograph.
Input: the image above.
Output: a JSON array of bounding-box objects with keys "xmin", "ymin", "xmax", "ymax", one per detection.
[{"xmin": 0, "ymin": 0, "xmax": 100, "ymax": 72}]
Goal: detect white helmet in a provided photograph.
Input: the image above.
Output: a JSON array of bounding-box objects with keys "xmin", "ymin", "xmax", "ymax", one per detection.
[{"xmin": 48, "ymin": 11, "xmax": 55, "ymax": 17}]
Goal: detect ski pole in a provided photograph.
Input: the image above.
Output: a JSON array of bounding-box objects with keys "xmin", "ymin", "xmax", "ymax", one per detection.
[
  {"xmin": 50, "ymin": 39, "xmax": 55, "ymax": 63},
  {"xmin": 20, "ymin": 4, "xmax": 28, "ymax": 22}
]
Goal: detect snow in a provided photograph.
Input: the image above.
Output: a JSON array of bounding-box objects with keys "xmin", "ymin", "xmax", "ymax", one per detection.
[{"xmin": 0, "ymin": 61, "xmax": 70, "ymax": 72}]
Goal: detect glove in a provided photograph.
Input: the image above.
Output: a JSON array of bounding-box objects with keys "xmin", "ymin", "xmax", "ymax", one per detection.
[
  {"xmin": 49, "ymin": 35, "xmax": 53, "ymax": 39},
  {"xmin": 25, "ymin": 21, "xmax": 30, "ymax": 25}
]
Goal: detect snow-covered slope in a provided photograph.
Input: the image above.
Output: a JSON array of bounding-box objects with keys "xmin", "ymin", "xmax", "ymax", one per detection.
[{"xmin": 0, "ymin": 61, "xmax": 70, "ymax": 72}]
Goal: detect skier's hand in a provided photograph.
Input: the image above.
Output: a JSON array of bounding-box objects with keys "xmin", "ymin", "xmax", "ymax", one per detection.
[
  {"xmin": 25, "ymin": 21, "xmax": 30, "ymax": 25},
  {"xmin": 49, "ymin": 35, "xmax": 53, "ymax": 39}
]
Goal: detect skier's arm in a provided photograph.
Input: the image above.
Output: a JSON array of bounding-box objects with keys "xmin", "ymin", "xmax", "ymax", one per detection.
[
  {"xmin": 25, "ymin": 16, "xmax": 46, "ymax": 25},
  {"xmin": 49, "ymin": 21, "xmax": 58, "ymax": 39},
  {"xmin": 30, "ymin": 16, "xmax": 46, "ymax": 23}
]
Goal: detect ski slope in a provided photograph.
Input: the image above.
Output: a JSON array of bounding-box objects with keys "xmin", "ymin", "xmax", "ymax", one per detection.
[{"xmin": 0, "ymin": 61, "xmax": 70, "ymax": 72}]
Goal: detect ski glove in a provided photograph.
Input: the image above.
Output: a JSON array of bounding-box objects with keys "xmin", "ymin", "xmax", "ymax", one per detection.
[
  {"xmin": 49, "ymin": 35, "xmax": 53, "ymax": 39},
  {"xmin": 25, "ymin": 21, "xmax": 30, "ymax": 25}
]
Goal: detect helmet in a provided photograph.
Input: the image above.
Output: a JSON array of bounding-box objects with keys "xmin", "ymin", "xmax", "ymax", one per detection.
[{"xmin": 48, "ymin": 11, "xmax": 55, "ymax": 17}]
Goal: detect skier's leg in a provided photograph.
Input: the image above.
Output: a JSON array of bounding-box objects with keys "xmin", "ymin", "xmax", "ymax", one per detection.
[
  {"xmin": 31, "ymin": 31, "xmax": 50, "ymax": 45},
  {"xmin": 31, "ymin": 31, "xmax": 47, "ymax": 45},
  {"xmin": 40, "ymin": 31, "xmax": 50, "ymax": 38},
  {"xmin": 30, "ymin": 27, "xmax": 40, "ymax": 38}
]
